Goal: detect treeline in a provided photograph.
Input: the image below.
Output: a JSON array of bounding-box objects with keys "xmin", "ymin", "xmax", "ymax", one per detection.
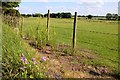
[
  {"xmin": 21, "ymin": 12, "xmax": 72, "ymax": 18},
  {"xmin": 21, "ymin": 13, "xmax": 43, "ymax": 17},
  {"xmin": 106, "ymin": 13, "xmax": 119, "ymax": 20},
  {"xmin": 21, "ymin": 12, "xmax": 119, "ymax": 20},
  {"xmin": 78, "ymin": 13, "xmax": 119, "ymax": 20}
]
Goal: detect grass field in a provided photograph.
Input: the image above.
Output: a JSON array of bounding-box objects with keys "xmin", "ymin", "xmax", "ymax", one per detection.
[
  {"xmin": 22, "ymin": 17, "xmax": 118, "ymax": 70},
  {"xmin": 2, "ymin": 17, "xmax": 118, "ymax": 78}
]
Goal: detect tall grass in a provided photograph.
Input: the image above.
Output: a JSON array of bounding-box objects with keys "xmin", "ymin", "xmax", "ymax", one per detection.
[
  {"xmin": 23, "ymin": 17, "xmax": 57, "ymax": 49},
  {"xmin": 22, "ymin": 17, "xmax": 118, "ymax": 70},
  {"xmin": 2, "ymin": 23, "xmax": 46, "ymax": 78}
]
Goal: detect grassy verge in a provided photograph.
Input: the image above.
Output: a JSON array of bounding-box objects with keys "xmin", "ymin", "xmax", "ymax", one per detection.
[{"xmin": 2, "ymin": 23, "xmax": 46, "ymax": 78}]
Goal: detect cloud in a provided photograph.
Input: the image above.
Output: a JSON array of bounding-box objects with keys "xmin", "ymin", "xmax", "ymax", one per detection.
[
  {"xmin": 75, "ymin": 0, "xmax": 105, "ymax": 9},
  {"xmin": 21, "ymin": 0, "xmax": 119, "ymax": 2},
  {"xmin": 21, "ymin": 0, "xmax": 49, "ymax": 2},
  {"xmin": 75, "ymin": 0, "xmax": 104, "ymax": 4},
  {"xmin": 19, "ymin": 6, "xmax": 35, "ymax": 14},
  {"xmin": 19, "ymin": 0, "xmax": 118, "ymax": 15}
]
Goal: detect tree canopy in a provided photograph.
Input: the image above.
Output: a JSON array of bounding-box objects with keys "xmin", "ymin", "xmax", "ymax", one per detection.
[
  {"xmin": 106, "ymin": 13, "xmax": 112, "ymax": 20},
  {"xmin": 0, "ymin": 0, "xmax": 21, "ymax": 8},
  {"xmin": 87, "ymin": 15, "xmax": 93, "ymax": 19},
  {"xmin": 44, "ymin": 12, "xmax": 72, "ymax": 18},
  {"xmin": 2, "ymin": 2, "xmax": 20, "ymax": 8},
  {"xmin": 1, "ymin": 0, "xmax": 21, "ymax": 16},
  {"xmin": 106, "ymin": 13, "xmax": 118, "ymax": 20}
]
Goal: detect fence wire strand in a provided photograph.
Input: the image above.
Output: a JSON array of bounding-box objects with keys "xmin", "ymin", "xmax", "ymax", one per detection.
[{"xmin": 52, "ymin": 25, "xmax": 118, "ymax": 51}]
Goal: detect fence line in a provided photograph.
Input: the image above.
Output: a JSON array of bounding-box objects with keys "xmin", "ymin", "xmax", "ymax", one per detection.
[
  {"xmin": 79, "ymin": 40, "xmax": 118, "ymax": 51},
  {"xmin": 52, "ymin": 26, "xmax": 118, "ymax": 36},
  {"xmin": 77, "ymin": 29, "xmax": 118, "ymax": 36},
  {"xmin": 48, "ymin": 25, "xmax": 118, "ymax": 51},
  {"xmin": 2, "ymin": 10, "xmax": 117, "ymax": 54}
]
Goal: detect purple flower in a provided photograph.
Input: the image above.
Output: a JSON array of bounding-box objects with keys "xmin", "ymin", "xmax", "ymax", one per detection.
[
  {"xmin": 20, "ymin": 56, "xmax": 28, "ymax": 64},
  {"xmin": 41, "ymin": 57, "xmax": 47, "ymax": 62},
  {"xmin": 21, "ymin": 56, "xmax": 26, "ymax": 62}
]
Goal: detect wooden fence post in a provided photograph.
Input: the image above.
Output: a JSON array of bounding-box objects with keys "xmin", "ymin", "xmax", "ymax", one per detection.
[
  {"xmin": 72, "ymin": 12, "xmax": 77, "ymax": 50},
  {"xmin": 47, "ymin": 10, "xmax": 50, "ymax": 41}
]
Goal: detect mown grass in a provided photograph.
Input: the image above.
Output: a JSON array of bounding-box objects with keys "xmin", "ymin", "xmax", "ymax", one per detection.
[{"xmin": 22, "ymin": 17, "xmax": 118, "ymax": 70}]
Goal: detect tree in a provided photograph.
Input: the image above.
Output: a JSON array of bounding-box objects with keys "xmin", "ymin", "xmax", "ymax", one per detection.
[
  {"xmin": 61, "ymin": 12, "xmax": 72, "ymax": 18},
  {"xmin": 44, "ymin": 13, "xmax": 47, "ymax": 17},
  {"xmin": 21, "ymin": 14, "xmax": 26, "ymax": 17},
  {"xmin": 106, "ymin": 13, "xmax": 112, "ymax": 20},
  {"xmin": 1, "ymin": 2, "xmax": 21, "ymax": 8},
  {"xmin": 50, "ymin": 13, "xmax": 57, "ymax": 18},
  {"xmin": 82, "ymin": 15, "xmax": 85, "ymax": 17},
  {"xmin": 1, "ymin": 0, "xmax": 21, "ymax": 16},
  {"xmin": 32, "ymin": 13, "xmax": 43, "ymax": 17},
  {"xmin": 57, "ymin": 13, "xmax": 61, "ymax": 18},
  {"xmin": 78, "ymin": 15, "xmax": 81, "ymax": 17},
  {"xmin": 112, "ymin": 14, "xmax": 118, "ymax": 20},
  {"xmin": 87, "ymin": 15, "xmax": 93, "ymax": 19},
  {"xmin": 44, "ymin": 12, "xmax": 72, "ymax": 18},
  {"xmin": 26, "ymin": 14, "xmax": 32, "ymax": 17}
]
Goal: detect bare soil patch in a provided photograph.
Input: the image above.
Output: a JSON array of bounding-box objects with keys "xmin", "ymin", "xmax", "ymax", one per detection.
[{"xmin": 24, "ymin": 39, "xmax": 114, "ymax": 78}]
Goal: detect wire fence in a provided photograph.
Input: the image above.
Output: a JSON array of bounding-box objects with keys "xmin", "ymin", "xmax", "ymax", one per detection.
[
  {"xmin": 54, "ymin": 26, "xmax": 118, "ymax": 36},
  {"xmin": 2, "ymin": 11, "xmax": 118, "ymax": 54},
  {"xmin": 53, "ymin": 26, "xmax": 118, "ymax": 51}
]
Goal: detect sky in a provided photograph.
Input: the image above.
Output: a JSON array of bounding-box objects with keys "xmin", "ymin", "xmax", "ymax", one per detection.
[{"xmin": 18, "ymin": 0, "xmax": 120, "ymax": 16}]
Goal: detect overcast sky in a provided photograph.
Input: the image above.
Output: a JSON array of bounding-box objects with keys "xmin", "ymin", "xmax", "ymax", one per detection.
[{"xmin": 18, "ymin": 0, "xmax": 120, "ymax": 16}]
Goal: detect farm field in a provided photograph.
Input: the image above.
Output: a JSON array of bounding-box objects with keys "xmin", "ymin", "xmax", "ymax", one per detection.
[
  {"xmin": 23, "ymin": 17, "xmax": 118, "ymax": 69},
  {"xmin": 1, "ymin": 0, "xmax": 119, "ymax": 79},
  {"xmin": 2, "ymin": 17, "xmax": 118, "ymax": 78}
]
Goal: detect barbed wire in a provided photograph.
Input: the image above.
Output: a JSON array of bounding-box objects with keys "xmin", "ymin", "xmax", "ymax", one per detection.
[
  {"xmin": 48, "ymin": 26, "xmax": 118, "ymax": 51},
  {"xmin": 77, "ymin": 29, "xmax": 118, "ymax": 36},
  {"xmin": 52, "ymin": 26, "xmax": 118, "ymax": 36},
  {"xmin": 19, "ymin": 19, "xmax": 118, "ymax": 53},
  {"xmin": 78, "ymin": 40, "xmax": 118, "ymax": 51}
]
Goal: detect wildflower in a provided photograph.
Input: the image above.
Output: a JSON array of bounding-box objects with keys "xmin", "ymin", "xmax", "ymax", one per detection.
[
  {"xmin": 20, "ymin": 54, "xmax": 28, "ymax": 64},
  {"xmin": 41, "ymin": 56, "xmax": 47, "ymax": 62},
  {"xmin": 21, "ymin": 56, "xmax": 26, "ymax": 62},
  {"xmin": 32, "ymin": 57, "xmax": 37, "ymax": 64}
]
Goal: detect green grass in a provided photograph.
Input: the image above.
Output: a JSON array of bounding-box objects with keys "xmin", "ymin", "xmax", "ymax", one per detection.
[
  {"xmin": 0, "ymin": 14, "xmax": 2, "ymax": 63},
  {"xmin": 1, "ymin": 16, "xmax": 118, "ymax": 78},
  {"xmin": 2, "ymin": 22, "xmax": 46, "ymax": 78},
  {"xmin": 22, "ymin": 17, "xmax": 118, "ymax": 70}
]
